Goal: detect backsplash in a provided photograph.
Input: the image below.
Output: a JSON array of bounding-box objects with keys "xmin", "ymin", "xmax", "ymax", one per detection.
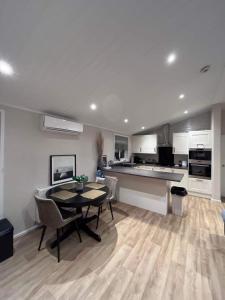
[
  {"xmin": 133, "ymin": 153, "xmax": 158, "ymax": 164},
  {"xmin": 174, "ymin": 154, "xmax": 188, "ymax": 165},
  {"xmin": 133, "ymin": 153, "xmax": 188, "ymax": 166}
]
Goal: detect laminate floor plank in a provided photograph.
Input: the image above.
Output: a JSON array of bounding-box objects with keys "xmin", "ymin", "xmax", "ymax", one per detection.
[{"xmin": 0, "ymin": 196, "xmax": 225, "ymax": 300}]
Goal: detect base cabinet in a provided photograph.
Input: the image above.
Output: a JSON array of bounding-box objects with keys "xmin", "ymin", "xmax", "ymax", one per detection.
[
  {"xmin": 188, "ymin": 178, "xmax": 212, "ymax": 195},
  {"xmin": 134, "ymin": 166, "xmax": 212, "ymax": 197}
]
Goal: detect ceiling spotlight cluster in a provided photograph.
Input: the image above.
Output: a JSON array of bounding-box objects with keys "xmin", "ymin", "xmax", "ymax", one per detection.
[
  {"xmin": 0, "ymin": 52, "xmax": 191, "ymax": 130},
  {"xmin": 166, "ymin": 52, "xmax": 189, "ymax": 115}
]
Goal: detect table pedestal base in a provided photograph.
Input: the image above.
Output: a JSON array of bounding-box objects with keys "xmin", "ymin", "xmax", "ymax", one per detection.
[{"xmin": 50, "ymin": 214, "xmax": 101, "ymax": 249}]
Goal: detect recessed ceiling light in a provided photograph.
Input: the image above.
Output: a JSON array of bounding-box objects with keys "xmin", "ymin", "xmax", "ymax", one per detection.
[
  {"xmin": 179, "ymin": 94, "xmax": 185, "ymax": 99},
  {"xmin": 184, "ymin": 110, "xmax": 188, "ymax": 114},
  {"xmin": 90, "ymin": 103, "xmax": 97, "ymax": 110},
  {"xmin": 124, "ymin": 118, "xmax": 128, "ymax": 123},
  {"xmin": 0, "ymin": 60, "xmax": 14, "ymax": 76},
  {"xmin": 141, "ymin": 126, "xmax": 145, "ymax": 130},
  {"xmin": 166, "ymin": 52, "xmax": 177, "ymax": 65}
]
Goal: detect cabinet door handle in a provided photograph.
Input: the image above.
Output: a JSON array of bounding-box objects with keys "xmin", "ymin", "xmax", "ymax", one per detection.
[
  {"xmin": 140, "ymin": 147, "xmax": 142, "ymax": 152},
  {"xmin": 173, "ymin": 147, "xmax": 175, "ymax": 153}
]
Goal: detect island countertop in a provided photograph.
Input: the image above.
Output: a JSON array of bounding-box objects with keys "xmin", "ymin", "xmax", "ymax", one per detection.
[{"xmin": 104, "ymin": 167, "xmax": 183, "ymax": 182}]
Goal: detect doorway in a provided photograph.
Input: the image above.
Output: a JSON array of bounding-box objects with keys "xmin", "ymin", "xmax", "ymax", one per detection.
[{"xmin": 0, "ymin": 109, "xmax": 5, "ymax": 218}]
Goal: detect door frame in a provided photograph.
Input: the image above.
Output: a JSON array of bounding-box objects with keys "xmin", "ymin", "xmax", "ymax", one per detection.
[{"xmin": 0, "ymin": 109, "xmax": 5, "ymax": 218}]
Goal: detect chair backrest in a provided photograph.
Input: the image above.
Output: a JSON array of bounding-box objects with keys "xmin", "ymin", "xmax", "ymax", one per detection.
[
  {"xmin": 105, "ymin": 176, "xmax": 118, "ymax": 201},
  {"xmin": 34, "ymin": 194, "xmax": 64, "ymax": 229}
]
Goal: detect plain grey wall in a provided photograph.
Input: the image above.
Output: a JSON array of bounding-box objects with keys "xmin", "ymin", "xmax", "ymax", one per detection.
[
  {"xmin": 0, "ymin": 105, "xmax": 130, "ymax": 234},
  {"xmin": 170, "ymin": 111, "xmax": 211, "ymax": 133}
]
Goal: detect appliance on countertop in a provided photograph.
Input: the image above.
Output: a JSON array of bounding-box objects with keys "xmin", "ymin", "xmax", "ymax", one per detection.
[
  {"xmin": 177, "ymin": 160, "xmax": 188, "ymax": 168},
  {"xmin": 158, "ymin": 146, "xmax": 174, "ymax": 167},
  {"xmin": 181, "ymin": 160, "xmax": 188, "ymax": 168},
  {"xmin": 188, "ymin": 149, "xmax": 211, "ymax": 179}
]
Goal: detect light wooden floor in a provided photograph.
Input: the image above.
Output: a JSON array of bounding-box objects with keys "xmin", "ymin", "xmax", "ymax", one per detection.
[{"xmin": 1, "ymin": 196, "xmax": 225, "ymax": 300}]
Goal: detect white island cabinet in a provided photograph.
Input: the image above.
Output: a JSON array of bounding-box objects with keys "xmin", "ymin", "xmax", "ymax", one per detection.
[
  {"xmin": 104, "ymin": 167, "xmax": 183, "ymax": 216},
  {"xmin": 132, "ymin": 134, "xmax": 157, "ymax": 154},
  {"xmin": 136, "ymin": 165, "xmax": 188, "ymax": 190}
]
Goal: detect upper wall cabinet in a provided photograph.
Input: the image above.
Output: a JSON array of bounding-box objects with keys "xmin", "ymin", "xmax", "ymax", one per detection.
[
  {"xmin": 189, "ymin": 130, "xmax": 212, "ymax": 149},
  {"xmin": 142, "ymin": 134, "xmax": 157, "ymax": 153},
  {"xmin": 132, "ymin": 136, "xmax": 143, "ymax": 153},
  {"xmin": 173, "ymin": 133, "xmax": 189, "ymax": 154},
  {"xmin": 132, "ymin": 134, "xmax": 157, "ymax": 154}
]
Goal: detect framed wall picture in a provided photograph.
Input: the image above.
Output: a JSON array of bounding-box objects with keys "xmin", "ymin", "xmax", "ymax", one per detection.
[{"xmin": 50, "ymin": 155, "xmax": 76, "ymax": 185}]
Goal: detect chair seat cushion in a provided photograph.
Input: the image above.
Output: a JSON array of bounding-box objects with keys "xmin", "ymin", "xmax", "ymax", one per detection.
[{"xmin": 221, "ymin": 210, "xmax": 225, "ymax": 221}]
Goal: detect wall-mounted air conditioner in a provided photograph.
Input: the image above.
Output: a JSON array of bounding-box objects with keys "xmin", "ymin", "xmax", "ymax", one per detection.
[{"xmin": 41, "ymin": 115, "xmax": 83, "ymax": 135}]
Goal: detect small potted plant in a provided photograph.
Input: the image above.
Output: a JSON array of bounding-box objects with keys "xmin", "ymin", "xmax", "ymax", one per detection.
[{"xmin": 73, "ymin": 174, "xmax": 88, "ymax": 191}]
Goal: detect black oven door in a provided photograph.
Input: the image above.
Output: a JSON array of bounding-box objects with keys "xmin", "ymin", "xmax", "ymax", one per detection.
[
  {"xmin": 189, "ymin": 163, "xmax": 211, "ymax": 179},
  {"xmin": 189, "ymin": 150, "xmax": 211, "ymax": 161}
]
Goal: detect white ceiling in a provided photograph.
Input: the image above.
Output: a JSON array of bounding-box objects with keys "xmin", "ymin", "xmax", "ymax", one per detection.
[{"xmin": 0, "ymin": 0, "xmax": 225, "ymax": 134}]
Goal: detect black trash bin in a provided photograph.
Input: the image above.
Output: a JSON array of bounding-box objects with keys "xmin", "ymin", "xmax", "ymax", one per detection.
[
  {"xmin": 0, "ymin": 218, "xmax": 14, "ymax": 263},
  {"xmin": 171, "ymin": 186, "xmax": 188, "ymax": 216}
]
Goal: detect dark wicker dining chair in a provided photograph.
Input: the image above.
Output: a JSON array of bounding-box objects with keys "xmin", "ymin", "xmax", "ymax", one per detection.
[{"xmin": 35, "ymin": 194, "xmax": 82, "ymax": 262}]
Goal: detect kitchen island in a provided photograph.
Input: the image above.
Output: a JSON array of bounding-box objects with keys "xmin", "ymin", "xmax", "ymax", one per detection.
[{"xmin": 104, "ymin": 167, "xmax": 183, "ymax": 215}]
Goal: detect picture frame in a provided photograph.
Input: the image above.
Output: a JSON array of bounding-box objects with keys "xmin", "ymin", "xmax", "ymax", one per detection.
[{"xmin": 50, "ymin": 155, "xmax": 76, "ymax": 185}]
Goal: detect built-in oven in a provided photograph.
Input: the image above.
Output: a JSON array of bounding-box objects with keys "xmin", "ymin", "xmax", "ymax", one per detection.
[
  {"xmin": 189, "ymin": 149, "xmax": 211, "ymax": 161},
  {"xmin": 189, "ymin": 160, "xmax": 211, "ymax": 179}
]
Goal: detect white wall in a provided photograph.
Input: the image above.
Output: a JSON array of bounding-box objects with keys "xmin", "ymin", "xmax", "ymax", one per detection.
[
  {"xmin": 0, "ymin": 105, "xmax": 130, "ymax": 234},
  {"xmin": 0, "ymin": 110, "xmax": 5, "ymax": 218},
  {"xmin": 221, "ymin": 109, "xmax": 225, "ymax": 197},
  {"xmin": 221, "ymin": 110, "xmax": 225, "ymax": 135},
  {"xmin": 211, "ymin": 104, "xmax": 222, "ymax": 201},
  {"xmin": 221, "ymin": 135, "xmax": 225, "ymax": 197}
]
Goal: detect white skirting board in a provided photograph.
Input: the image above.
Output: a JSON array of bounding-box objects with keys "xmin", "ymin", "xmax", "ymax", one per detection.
[
  {"xmin": 14, "ymin": 224, "xmax": 41, "ymax": 239},
  {"xmin": 119, "ymin": 187, "xmax": 168, "ymax": 215}
]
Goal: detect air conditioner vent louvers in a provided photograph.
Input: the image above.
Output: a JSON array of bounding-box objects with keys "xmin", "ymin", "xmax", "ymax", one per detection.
[{"xmin": 41, "ymin": 115, "xmax": 83, "ymax": 135}]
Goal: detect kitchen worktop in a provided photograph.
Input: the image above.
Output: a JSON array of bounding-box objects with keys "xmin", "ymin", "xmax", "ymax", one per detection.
[
  {"xmin": 135, "ymin": 163, "xmax": 188, "ymax": 170},
  {"xmin": 104, "ymin": 167, "xmax": 183, "ymax": 182}
]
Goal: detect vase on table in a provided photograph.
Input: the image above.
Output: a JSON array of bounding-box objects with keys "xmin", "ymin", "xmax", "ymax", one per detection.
[{"xmin": 76, "ymin": 182, "xmax": 84, "ymax": 192}]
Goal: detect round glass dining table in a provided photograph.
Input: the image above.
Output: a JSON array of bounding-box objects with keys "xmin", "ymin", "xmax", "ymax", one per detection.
[{"xmin": 46, "ymin": 181, "xmax": 109, "ymax": 246}]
